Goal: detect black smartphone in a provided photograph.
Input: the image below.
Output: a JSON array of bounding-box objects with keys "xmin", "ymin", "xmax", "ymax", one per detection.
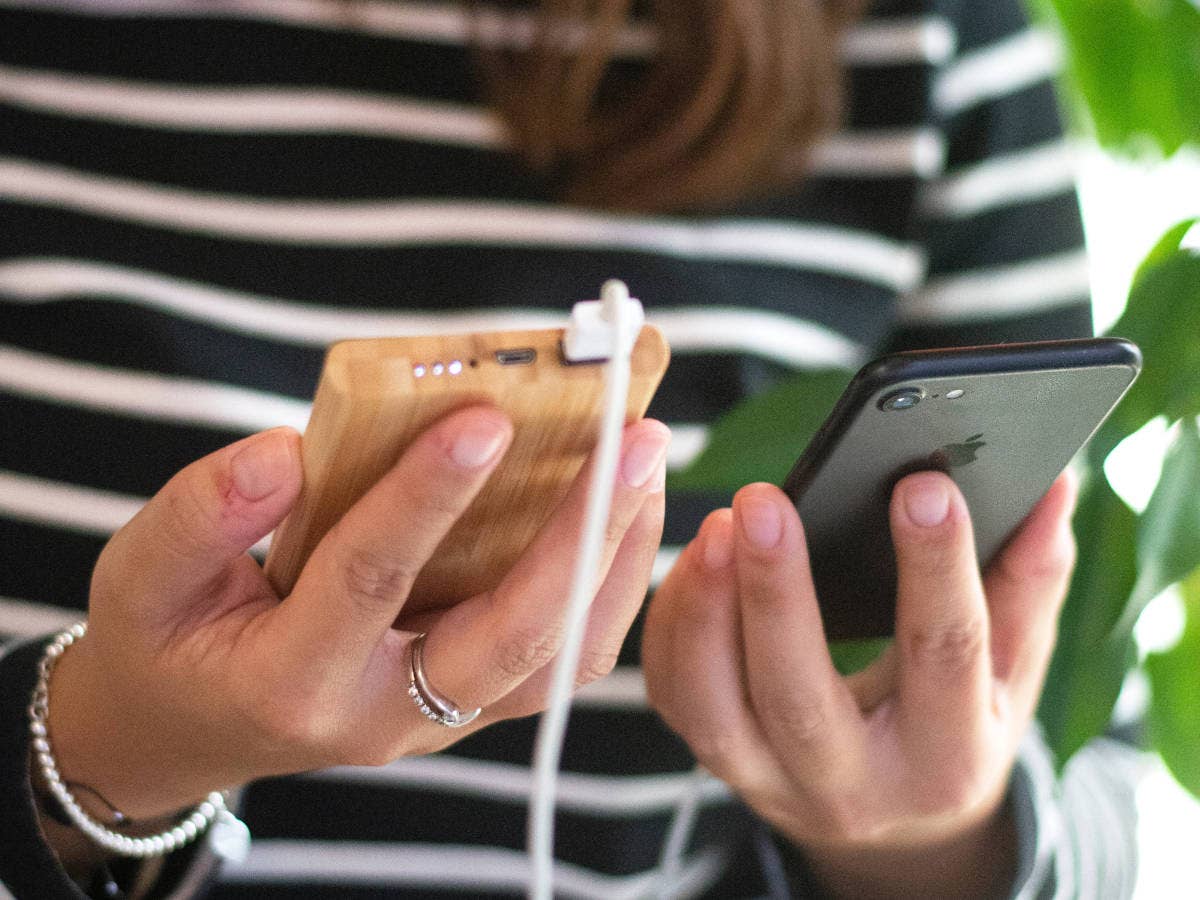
[{"xmin": 782, "ymin": 337, "xmax": 1141, "ymax": 641}]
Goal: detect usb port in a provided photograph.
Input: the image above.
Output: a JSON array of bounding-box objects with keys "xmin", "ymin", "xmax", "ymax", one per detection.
[{"xmin": 495, "ymin": 348, "xmax": 537, "ymax": 366}]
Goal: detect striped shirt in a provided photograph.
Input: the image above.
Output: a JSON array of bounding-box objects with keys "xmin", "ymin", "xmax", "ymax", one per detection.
[{"xmin": 0, "ymin": 0, "xmax": 1139, "ymax": 896}]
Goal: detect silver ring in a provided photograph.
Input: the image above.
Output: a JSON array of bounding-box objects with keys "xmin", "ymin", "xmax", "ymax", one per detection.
[{"xmin": 408, "ymin": 633, "xmax": 481, "ymax": 728}]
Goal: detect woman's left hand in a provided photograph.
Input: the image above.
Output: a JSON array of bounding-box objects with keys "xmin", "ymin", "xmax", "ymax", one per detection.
[{"xmin": 642, "ymin": 469, "xmax": 1078, "ymax": 899}]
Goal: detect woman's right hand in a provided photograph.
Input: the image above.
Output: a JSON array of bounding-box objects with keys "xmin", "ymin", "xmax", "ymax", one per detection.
[{"xmin": 46, "ymin": 406, "xmax": 669, "ymax": 819}]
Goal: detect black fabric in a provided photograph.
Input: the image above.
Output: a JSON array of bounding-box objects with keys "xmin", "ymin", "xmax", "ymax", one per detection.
[{"xmin": 0, "ymin": 639, "xmax": 84, "ymax": 900}]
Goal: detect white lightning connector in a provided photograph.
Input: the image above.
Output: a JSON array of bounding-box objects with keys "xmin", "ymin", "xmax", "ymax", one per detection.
[{"xmin": 561, "ymin": 279, "xmax": 645, "ymax": 363}]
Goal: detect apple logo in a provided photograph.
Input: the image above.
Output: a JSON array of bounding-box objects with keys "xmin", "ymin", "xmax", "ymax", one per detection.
[{"xmin": 931, "ymin": 433, "xmax": 986, "ymax": 469}]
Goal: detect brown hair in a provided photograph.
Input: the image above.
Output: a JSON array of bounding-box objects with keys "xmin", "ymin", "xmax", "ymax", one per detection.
[{"xmin": 474, "ymin": 0, "xmax": 868, "ymax": 213}]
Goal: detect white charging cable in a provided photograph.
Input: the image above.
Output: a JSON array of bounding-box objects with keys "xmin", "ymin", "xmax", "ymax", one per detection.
[{"xmin": 527, "ymin": 279, "xmax": 643, "ymax": 900}]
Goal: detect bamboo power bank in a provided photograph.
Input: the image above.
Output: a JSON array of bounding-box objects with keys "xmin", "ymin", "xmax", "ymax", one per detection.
[{"xmin": 264, "ymin": 325, "xmax": 670, "ymax": 613}]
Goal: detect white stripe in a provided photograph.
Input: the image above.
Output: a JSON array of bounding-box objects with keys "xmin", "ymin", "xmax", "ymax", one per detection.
[
  {"xmin": 657, "ymin": 309, "xmax": 865, "ymax": 369},
  {"xmin": 0, "ymin": 259, "xmax": 868, "ymax": 369},
  {"xmin": 0, "ymin": 469, "xmax": 273, "ymax": 555},
  {"xmin": 651, "ymin": 546, "xmax": 682, "ymax": 589},
  {"xmin": 0, "ymin": 64, "xmax": 944, "ymax": 181},
  {"xmin": 664, "ymin": 424, "xmax": 708, "ymax": 472},
  {"xmin": 0, "ymin": 469, "xmax": 144, "ymax": 537},
  {"xmin": 934, "ymin": 28, "xmax": 1063, "ymax": 116},
  {"xmin": 0, "ymin": 343, "xmax": 311, "ymax": 432},
  {"xmin": 0, "ymin": 158, "xmax": 923, "ymax": 290},
  {"xmin": 921, "ymin": 142, "xmax": 1079, "ymax": 219},
  {"xmin": 658, "ymin": 766, "xmax": 709, "ymax": 888},
  {"xmin": 0, "ymin": 0, "xmax": 659, "ymax": 56},
  {"xmin": 307, "ymin": 754, "xmax": 730, "ymax": 816},
  {"xmin": 899, "ymin": 251, "xmax": 1091, "ymax": 323},
  {"xmin": 221, "ymin": 840, "xmax": 725, "ymax": 900},
  {"xmin": 0, "ymin": 257, "xmax": 569, "ymax": 342},
  {"xmin": 572, "ymin": 664, "xmax": 647, "ymax": 710},
  {"xmin": 0, "ymin": 64, "xmax": 507, "ymax": 147},
  {"xmin": 0, "ymin": 596, "xmax": 81, "ymax": 637},
  {"xmin": 0, "ymin": 0, "xmax": 955, "ymax": 66},
  {"xmin": 810, "ymin": 128, "xmax": 946, "ymax": 179},
  {"xmin": 842, "ymin": 16, "xmax": 956, "ymax": 65}
]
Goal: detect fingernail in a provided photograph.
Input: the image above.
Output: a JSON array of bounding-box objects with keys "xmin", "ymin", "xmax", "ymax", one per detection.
[
  {"xmin": 231, "ymin": 430, "xmax": 294, "ymax": 501},
  {"xmin": 904, "ymin": 477, "xmax": 951, "ymax": 528},
  {"xmin": 622, "ymin": 428, "xmax": 670, "ymax": 489},
  {"xmin": 648, "ymin": 457, "xmax": 667, "ymax": 494},
  {"xmin": 450, "ymin": 418, "xmax": 509, "ymax": 468},
  {"xmin": 739, "ymin": 496, "xmax": 783, "ymax": 550},
  {"xmin": 702, "ymin": 517, "xmax": 733, "ymax": 569}
]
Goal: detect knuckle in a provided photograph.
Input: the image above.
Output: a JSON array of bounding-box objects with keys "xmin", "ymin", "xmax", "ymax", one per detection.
[
  {"xmin": 574, "ymin": 649, "xmax": 620, "ymax": 688},
  {"xmin": 391, "ymin": 457, "xmax": 474, "ymax": 522},
  {"xmin": 493, "ymin": 623, "xmax": 565, "ymax": 679},
  {"xmin": 900, "ymin": 620, "xmax": 985, "ymax": 675},
  {"xmin": 409, "ymin": 480, "xmax": 469, "ymax": 522},
  {"xmin": 1037, "ymin": 531, "xmax": 1078, "ymax": 583},
  {"xmin": 338, "ymin": 544, "xmax": 418, "ymax": 609},
  {"xmin": 1001, "ymin": 530, "xmax": 1077, "ymax": 586},
  {"xmin": 771, "ymin": 696, "xmax": 833, "ymax": 745},
  {"xmin": 158, "ymin": 477, "xmax": 220, "ymax": 558},
  {"xmin": 604, "ymin": 515, "xmax": 632, "ymax": 549},
  {"xmin": 905, "ymin": 545, "xmax": 961, "ymax": 585}
]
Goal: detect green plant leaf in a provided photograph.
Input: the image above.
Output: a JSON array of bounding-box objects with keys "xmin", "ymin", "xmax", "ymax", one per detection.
[
  {"xmin": 1133, "ymin": 217, "xmax": 1199, "ymax": 286},
  {"xmin": 1092, "ymin": 246, "xmax": 1200, "ymax": 464},
  {"xmin": 1116, "ymin": 417, "xmax": 1200, "ymax": 635},
  {"xmin": 1047, "ymin": 0, "xmax": 1200, "ymax": 155},
  {"xmin": 829, "ymin": 638, "xmax": 890, "ymax": 676},
  {"xmin": 1038, "ymin": 472, "xmax": 1139, "ymax": 765},
  {"xmin": 1145, "ymin": 569, "xmax": 1200, "ymax": 798},
  {"xmin": 668, "ymin": 369, "xmax": 852, "ymax": 491}
]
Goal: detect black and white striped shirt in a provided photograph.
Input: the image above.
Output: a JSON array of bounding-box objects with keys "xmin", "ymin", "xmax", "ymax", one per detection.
[{"xmin": 0, "ymin": 0, "xmax": 1139, "ymax": 896}]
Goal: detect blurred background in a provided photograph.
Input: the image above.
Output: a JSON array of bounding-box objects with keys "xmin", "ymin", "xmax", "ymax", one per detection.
[{"xmin": 1015, "ymin": 3, "xmax": 1199, "ymax": 895}]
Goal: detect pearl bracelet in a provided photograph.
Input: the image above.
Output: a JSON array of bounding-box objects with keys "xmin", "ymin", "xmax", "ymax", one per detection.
[{"xmin": 28, "ymin": 622, "xmax": 251, "ymax": 861}]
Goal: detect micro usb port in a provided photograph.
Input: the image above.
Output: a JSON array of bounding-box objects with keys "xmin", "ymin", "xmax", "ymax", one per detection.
[{"xmin": 495, "ymin": 348, "xmax": 537, "ymax": 366}]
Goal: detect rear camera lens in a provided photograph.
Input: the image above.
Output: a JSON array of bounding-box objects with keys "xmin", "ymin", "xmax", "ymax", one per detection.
[{"xmin": 878, "ymin": 387, "xmax": 924, "ymax": 411}]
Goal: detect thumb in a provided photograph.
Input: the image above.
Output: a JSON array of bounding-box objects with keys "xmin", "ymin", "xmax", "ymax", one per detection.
[{"xmin": 96, "ymin": 428, "xmax": 302, "ymax": 617}]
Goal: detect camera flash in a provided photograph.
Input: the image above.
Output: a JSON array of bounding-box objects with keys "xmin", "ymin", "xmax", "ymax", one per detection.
[{"xmin": 946, "ymin": 389, "xmax": 965, "ymax": 399}]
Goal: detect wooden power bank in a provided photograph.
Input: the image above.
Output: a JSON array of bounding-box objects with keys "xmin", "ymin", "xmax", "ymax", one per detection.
[{"xmin": 264, "ymin": 325, "xmax": 670, "ymax": 612}]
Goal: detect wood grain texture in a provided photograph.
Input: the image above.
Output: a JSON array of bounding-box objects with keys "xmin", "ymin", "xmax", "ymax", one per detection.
[{"xmin": 264, "ymin": 326, "xmax": 670, "ymax": 611}]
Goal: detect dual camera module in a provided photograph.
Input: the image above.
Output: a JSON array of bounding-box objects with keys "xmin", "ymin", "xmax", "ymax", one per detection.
[{"xmin": 877, "ymin": 386, "xmax": 965, "ymax": 411}]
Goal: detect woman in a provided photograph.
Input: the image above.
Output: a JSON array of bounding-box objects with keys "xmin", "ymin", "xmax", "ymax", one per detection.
[{"xmin": 0, "ymin": 0, "xmax": 1139, "ymax": 896}]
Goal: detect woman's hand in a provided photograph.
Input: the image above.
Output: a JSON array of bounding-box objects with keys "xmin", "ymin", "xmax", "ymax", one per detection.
[
  {"xmin": 48, "ymin": 407, "xmax": 669, "ymax": 819},
  {"xmin": 643, "ymin": 469, "xmax": 1078, "ymax": 899}
]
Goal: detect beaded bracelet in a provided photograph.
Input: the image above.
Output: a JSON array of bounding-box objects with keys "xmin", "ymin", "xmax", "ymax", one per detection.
[{"xmin": 28, "ymin": 622, "xmax": 251, "ymax": 861}]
